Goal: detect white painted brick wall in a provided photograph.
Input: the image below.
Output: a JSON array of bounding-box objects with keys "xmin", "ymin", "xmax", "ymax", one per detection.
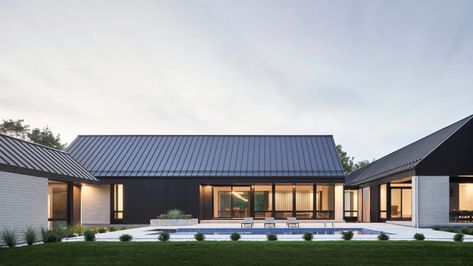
[
  {"xmin": 81, "ymin": 184, "xmax": 110, "ymax": 225},
  {"xmin": 413, "ymin": 176, "xmax": 449, "ymax": 228},
  {"xmin": 334, "ymin": 184, "xmax": 344, "ymax": 221},
  {"xmin": 0, "ymin": 171, "xmax": 48, "ymax": 246}
]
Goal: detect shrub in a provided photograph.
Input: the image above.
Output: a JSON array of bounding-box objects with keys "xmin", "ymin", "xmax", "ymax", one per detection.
[
  {"xmin": 446, "ymin": 228, "xmax": 456, "ymax": 233},
  {"xmin": 119, "ymin": 226, "xmax": 127, "ymax": 231},
  {"xmin": 41, "ymin": 228, "xmax": 59, "ymax": 243},
  {"xmin": 0, "ymin": 228, "xmax": 17, "ymax": 248},
  {"xmin": 72, "ymin": 223, "xmax": 83, "ymax": 236},
  {"xmin": 413, "ymin": 233, "xmax": 425, "ymax": 241},
  {"xmin": 432, "ymin": 225, "xmax": 440, "ymax": 231},
  {"xmin": 302, "ymin": 232, "xmax": 313, "ymax": 241},
  {"xmin": 459, "ymin": 227, "xmax": 469, "ymax": 234},
  {"xmin": 230, "ymin": 232, "xmax": 241, "ymax": 241},
  {"xmin": 24, "ymin": 227, "xmax": 37, "ymax": 246},
  {"xmin": 378, "ymin": 232, "xmax": 389, "ymax": 241},
  {"xmin": 84, "ymin": 230, "xmax": 96, "ymax": 241},
  {"xmin": 194, "ymin": 232, "xmax": 205, "ymax": 241},
  {"xmin": 159, "ymin": 209, "xmax": 192, "ymax": 219},
  {"xmin": 454, "ymin": 233, "xmax": 464, "ymax": 242},
  {"xmin": 119, "ymin": 234, "xmax": 133, "ymax": 242},
  {"xmin": 98, "ymin": 227, "xmax": 107, "ymax": 234},
  {"xmin": 158, "ymin": 231, "xmax": 170, "ymax": 241},
  {"xmin": 267, "ymin": 233, "xmax": 278, "ymax": 241},
  {"xmin": 109, "ymin": 227, "xmax": 117, "ymax": 232},
  {"xmin": 341, "ymin": 231, "xmax": 354, "ymax": 241}
]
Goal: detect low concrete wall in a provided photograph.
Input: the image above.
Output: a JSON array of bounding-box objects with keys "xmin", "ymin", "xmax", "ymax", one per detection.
[{"xmin": 150, "ymin": 219, "xmax": 199, "ymax": 226}]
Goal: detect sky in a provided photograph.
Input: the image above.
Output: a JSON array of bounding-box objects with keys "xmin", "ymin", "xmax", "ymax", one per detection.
[{"xmin": 0, "ymin": 0, "xmax": 472, "ymax": 161}]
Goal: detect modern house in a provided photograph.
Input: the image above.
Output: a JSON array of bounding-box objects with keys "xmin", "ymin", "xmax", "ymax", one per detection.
[
  {"xmin": 346, "ymin": 114, "xmax": 473, "ymax": 227},
  {"xmin": 65, "ymin": 135, "xmax": 345, "ymax": 225},
  {"xmin": 0, "ymin": 134, "xmax": 98, "ymax": 245}
]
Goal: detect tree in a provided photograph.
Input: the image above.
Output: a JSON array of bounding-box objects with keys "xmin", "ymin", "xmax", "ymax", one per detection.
[
  {"xmin": 336, "ymin": 144, "xmax": 373, "ymax": 175},
  {"xmin": 0, "ymin": 119, "xmax": 30, "ymax": 140},
  {"xmin": 0, "ymin": 118, "xmax": 66, "ymax": 150},
  {"xmin": 27, "ymin": 127, "xmax": 66, "ymax": 150}
]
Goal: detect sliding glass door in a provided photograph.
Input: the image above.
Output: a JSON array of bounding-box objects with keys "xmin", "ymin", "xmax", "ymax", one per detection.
[
  {"xmin": 213, "ymin": 186, "xmax": 250, "ymax": 218},
  {"xmin": 390, "ymin": 187, "xmax": 412, "ymax": 220}
]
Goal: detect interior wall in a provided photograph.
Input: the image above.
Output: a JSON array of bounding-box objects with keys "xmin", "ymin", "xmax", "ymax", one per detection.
[{"xmin": 81, "ymin": 184, "xmax": 110, "ymax": 225}]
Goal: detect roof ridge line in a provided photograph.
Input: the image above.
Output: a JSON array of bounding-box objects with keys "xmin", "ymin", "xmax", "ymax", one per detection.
[{"xmin": 75, "ymin": 134, "xmax": 335, "ymax": 137}]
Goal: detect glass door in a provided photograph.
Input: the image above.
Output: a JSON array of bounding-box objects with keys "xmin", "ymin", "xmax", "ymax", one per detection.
[
  {"xmin": 390, "ymin": 187, "xmax": 412, "ymax": 220},
  {"xmin": 213, "ymin": 186, "xmax": 251, "ymax": 218},
  {"xmin": 232, "ymin": 187, "xmax": 250, "ymax": 218}
]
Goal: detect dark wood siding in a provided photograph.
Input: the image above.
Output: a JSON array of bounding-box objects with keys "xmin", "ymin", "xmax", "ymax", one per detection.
[{"xmin": 100, "ymin": 177, "xmax": 344, "ymax": 224}]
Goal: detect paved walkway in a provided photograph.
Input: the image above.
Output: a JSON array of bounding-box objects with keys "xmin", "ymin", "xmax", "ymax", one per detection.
[{"xmin": 65, "ymin": 222, "xmax": 473, "ymax": 242}]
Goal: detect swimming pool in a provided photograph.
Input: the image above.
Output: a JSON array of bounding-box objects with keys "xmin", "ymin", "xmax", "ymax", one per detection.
[{"xmin": 172, "ymin": 228, "xmax": 380, "ymax": 235}]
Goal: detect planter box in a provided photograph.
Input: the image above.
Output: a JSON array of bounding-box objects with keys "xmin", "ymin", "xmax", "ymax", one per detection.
[{"xmin": 150, "ymin": 218, "xmax": 199, "ymax": 226}]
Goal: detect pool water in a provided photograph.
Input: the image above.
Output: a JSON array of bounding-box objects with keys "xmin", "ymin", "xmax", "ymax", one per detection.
[{"xmin": 173, "ymin": 228, "xmax": 380, "ymax": 235}]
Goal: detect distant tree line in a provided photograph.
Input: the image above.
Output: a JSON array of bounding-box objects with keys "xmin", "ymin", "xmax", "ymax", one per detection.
[
  {"xmin": 0, "ymin": 119, "xmax": 66, "ymax": 150},
  {"xmin": 336, "ymin": 144, "xmax": 373, "ymax": 175}
]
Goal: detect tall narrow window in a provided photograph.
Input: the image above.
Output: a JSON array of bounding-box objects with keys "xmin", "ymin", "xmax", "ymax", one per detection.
[
  {"xmin": 296, "ymin": 184, "xmax": 313, "ymax": 218},
  {"xmin": 275, "ymin": 185, "xmax": 293, "ymax": 218},
  {"xmin": 344, "ymin": 190, "xmax": 358, "ymax": 219},
  {"xmin": 254, "ymin": 185, "xmax": 273, "ymax": 218},
  {"xmin": 316, "ymin": 185, "xmax": 335, "ymax": 219},
  {"xmin": 380, "ymin": 184, "xmax": 387, "ymax": 219},
  {"xmin": 114, "ymin": 184, "xmax": 124, "ymax": 220}
]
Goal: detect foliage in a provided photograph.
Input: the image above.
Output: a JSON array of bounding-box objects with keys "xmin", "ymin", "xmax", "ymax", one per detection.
[
  {"xmin": 267, "ymin": 234, "xmax": 278, "ymax": 241},
  {"xmin": 25, "ymin": 227, "xmax": 37, "ymax": 246},
  {"xmin": 0, "ymin": 228, "xmax": 17, "ymax": 248},
  {"xmin": 84, "ymin": 230, "xmax": 96, "ymax": 241},
  {"xmin": 413, "ymin": 233, "xmax": 425, "ymax": 241},
  {"xmin": 336, "ymin": 145, "xmax": 373, "ymax": 174},
  {"xmin": 119, "ymin": 234, "xmax": 133, "ymax": 242},
  {"xmin": 0, "ymin": 119, "xmax": 30, "ymax": 140},
  {"xmin": 378, "ymin": 232, "xmax": 389, "ymax": 241},
  {"xmin": 0, "ymin": 119, "xmax": 66, "ymax": 149},
  {"xmin": 72, "ymin": 223, "xmax": 83, "ymax": 236},
  {"xmin": 158, "ymin": 232, "xmax": 170, "ymax": 241},
  {"xmin": 27, "ymin": 127, "xmax": 65, "ymax": 150},
  {"xmin": 194, "ymin": 233, "xmax": 205, "ymax": 241},
  {"xmin": 230, "ymin": 232, "xmax": 241, "ymax": 241},
  {"xmin": 41, "ymin": 228, "xmax": 59, "ymax": 243},
  {"xmin": 302, "ymin": 232, "xmax": 313, "ymax": 241},
  {"xmin": 159, "ymin": 209, "xmax": 192, "ymax": 219},
  {"xmin": 454, "ymin": 233, "xmax": 464, "ymax": 242},
  {"xmin": 98, "ymin": 227, "xmax": 107, "ymax": 234},
  {"xmin": 109, "ymin": 227, "xmax": 117, "ymax": 232},
  {"xmin": 341, "ymin": 231, "xmax": 354, "ymax": 241},
  {"xmin": 459, "ymin": 227, "xmax": 469, "ymax": 234},
  {"xmin": 446, "ymin": 228, "xmax": 455, "ymax": 233},
  {"xmin": 432, "ymin": 225, "xmax": 440, "ymax": 231}
]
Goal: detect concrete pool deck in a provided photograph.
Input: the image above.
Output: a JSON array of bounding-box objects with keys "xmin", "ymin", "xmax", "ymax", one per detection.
[{"xmin": 65, "ymin": 222, "xmax": 473, "ymax": 242}]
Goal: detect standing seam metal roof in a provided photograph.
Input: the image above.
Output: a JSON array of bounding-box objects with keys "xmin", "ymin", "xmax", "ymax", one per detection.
[
  {"xmin": 346, "ymin": 115, "xmax": 473, "ymax": 186},
  {"xmin": 66, "ymin": 135, "xmax": 344, "ymax": 177},
  {"xmin": 0, "ymin": 134, "xmax": 98, "ymax": 182}
]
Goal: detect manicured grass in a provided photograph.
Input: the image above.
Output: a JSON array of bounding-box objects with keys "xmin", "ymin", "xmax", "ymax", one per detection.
[{"xmin": 1, "ymin": 241, "xmax": 473, "ymax": 265}]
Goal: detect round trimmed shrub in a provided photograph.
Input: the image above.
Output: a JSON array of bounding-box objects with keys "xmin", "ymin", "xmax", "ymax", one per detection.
[
  {"xmin": 454, "ymin": 233, "xmax": 464, "ymax": 242},
  {"xmin": 119, "ymin": 234, "xmax": 133, "ymax": 242},
  {"xmin": 98, "ymin": 227, "xmax": 107, "ymax": 234},
  {"xmin": 341, "ymin": 231, "xmax": 354, "ymax": 241},
  {"xmin": 302, "ymin": 232, "xmax": 313, "ymax": 241},
  {"xmin": 83, "ymin": 230, "xmax": 96, "ymax": 241},
  {"xmin": 194, "ymin": 232, "xmax": 205, "ymax": 241},
  {"xmin": 378, "ymin": 232, "xmax": 389, "ymax": 241},
  {"xmin": 413, "ymin": 233, "xmax": 425, "ymax": 241},
  {"xmin": 267, "ymin": 233, "xmax": 277, "ymax": 241},
  {"xmin": 432, "ymin": 225, "xmax": 440, "ymax": 231},
  {"xmin": 230, "ymin": 232, "xmax": 241, "ymax": 241},
  {"xmin": 158, "ymin": 231, "xmax": 170, "ymax": 241}
]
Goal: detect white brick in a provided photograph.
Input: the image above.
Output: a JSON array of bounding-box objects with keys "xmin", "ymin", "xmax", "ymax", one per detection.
[
  {"xmin": 0, "ymin": 171, "xmax": 47, "ymax": 245},
  {"xmin": 81, "ymin": 184, "xmax": 110, "ymax": 225},
  {"xmin": 413, "ymin": 176, "xmax": 449, "ymax": 227}
]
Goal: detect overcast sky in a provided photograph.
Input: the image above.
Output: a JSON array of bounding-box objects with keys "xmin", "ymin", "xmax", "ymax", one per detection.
[{"xmin": 0, "ymin": 0, "xmax": 472, "ymax": 161}]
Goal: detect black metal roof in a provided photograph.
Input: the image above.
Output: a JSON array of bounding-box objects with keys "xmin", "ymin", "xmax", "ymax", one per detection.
[
  {"xmin": 346, "ymin": 115, "xmax": 473, "ymax": 186},
  {"xmin": 66, "ymin": 135, "xmax": 344, "ymax": 177},
  {"xmin": 0, "ymin": 134, "xmax": 98, "ymax": 183}
]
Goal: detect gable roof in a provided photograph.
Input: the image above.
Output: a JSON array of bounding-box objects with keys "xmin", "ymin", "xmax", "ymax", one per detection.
[
  {"xmin": 66, "ymin": 135, "xmax": 344, "ymax": 177},
  {"xmin": 346, "ymin": 115, "xmax": 473, "ymax": 186},
  {"xmin": 0, "ymin": 134, "xmax": 98, "ymax": 183}
]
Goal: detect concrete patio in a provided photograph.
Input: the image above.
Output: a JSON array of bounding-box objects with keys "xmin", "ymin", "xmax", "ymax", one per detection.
[{"xmin": 64, "ymin": 222, "xmax": 473, "ymax": 242}]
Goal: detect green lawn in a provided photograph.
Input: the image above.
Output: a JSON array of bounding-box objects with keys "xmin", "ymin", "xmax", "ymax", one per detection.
[{"xmin": 1, "ymin": 241, "xmax": 473, "ymax": 265}]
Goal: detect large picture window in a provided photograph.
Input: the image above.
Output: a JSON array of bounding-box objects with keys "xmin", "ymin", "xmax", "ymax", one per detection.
[
  {"xmin": 275, "ymin": 185, "xmax": 293, "ymax": 218},
  {"xmin": 254, "ymin": 185, "xmax": 272, "ymax": 218},
  {"xmin": 296, "ymin": 185, "xmax": 313, "ymax": 218},
  {"xmin": 316, "ymin": 185, "xmax": 335, "ymax": 219},
  {"xmin": 390, "ymin": 187, "xmax": 411, "ymax": 220}
]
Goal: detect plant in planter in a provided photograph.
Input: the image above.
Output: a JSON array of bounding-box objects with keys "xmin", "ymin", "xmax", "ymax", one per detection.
[
  {"xmin": 0, "ymin": 228, "xmax": 17, "ymax": 248},
  {"xmin": 158, "ymin": 231, "xmax": 170, "ymax": 241},
  {"xmin": 230, "ymin": 232, "xmax": 241, "ymax": 241},
  {"xmin": 267, "ymin": 233, "xmax": 278, "ymax": 241},
  {"xmin": 24, "ymin": 227, "xmax": 37, "ymax": 246},
  {"xmin": 194, "ymin": 232, "xmax": 205, "ymax": 241},
  {"xmin": 413, "ymin": 233, "xmax": 425, "ymax": 241},
  {"xmin": 159, "ymin": 209, "xmax": 192, "ymax": 219},
  {"xmin": 378, "ymin": 232, "xmax": 389, "ymax": 241},
  {"xmin": 119, "ymin": 234, "xmax": 133, "ymax": 242},
  {"xmin": 84, "ymin": 230, "xmax": 96, "ymax": 241},
  {"xmin": 341, "ymin": 231, "xmax": 354, "ymax": 241},
  {"xmin": 302, "ymin": 232, "xmax": 313, "ymax": 241},
  {"xmin": 454, "ymin": 233, "xmax": 464, "ymax": 242}
]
